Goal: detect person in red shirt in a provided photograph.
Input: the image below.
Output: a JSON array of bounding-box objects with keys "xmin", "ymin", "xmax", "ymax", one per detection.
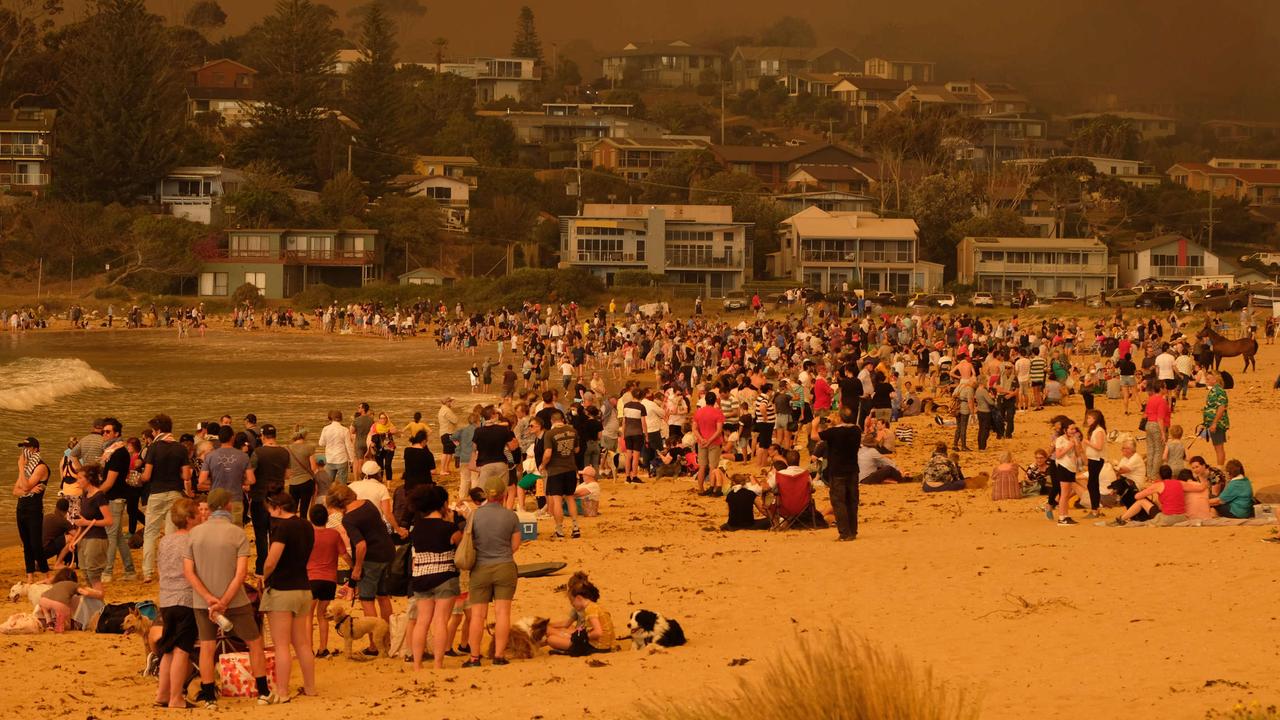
[
  {"xmin": 1143, "ymin": 386, "xmax": 1171, "ymax": 480},
  {"xmin": 305, "ymin": 504, "xmax": 350, "ymax": 658},
  {"xmin": 692, "ymin": 392, "xmax": 726, "ymax": 495}
]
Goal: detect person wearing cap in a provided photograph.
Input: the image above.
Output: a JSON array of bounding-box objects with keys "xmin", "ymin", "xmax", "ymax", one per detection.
[
  {"xmin": 350, "ymin": 460, "xmax": 407, "ymax": 539},
  {"xmin": 14, "ymin": 436, "xmax": 51, "ymax": 581},
  {"xmin": 437, "ymin": 398, "xmax": 460, "ymax": 476},
  {"xmin": 184, "ymin": 488, "xmax": 269, "ymax": 708},
  {"xmin": 463, "ymin": 474, "xmax": 521, "ymax": 667}
]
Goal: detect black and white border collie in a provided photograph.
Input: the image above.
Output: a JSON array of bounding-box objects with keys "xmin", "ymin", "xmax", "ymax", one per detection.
[{"xmin": 627, "ymin": 609, "xmax": 686, "ymax": 649}]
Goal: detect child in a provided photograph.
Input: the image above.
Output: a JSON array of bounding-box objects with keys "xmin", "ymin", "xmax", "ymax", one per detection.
[
  {"xmin": 307, "ymin": 504, "xmax": 350, "ymax": 658},
  {"xmin": 1163, "ymin": 425, "xmax": 1186, "ymax": 476},
  {"xmin": 721, "ymin": 473, "xmax": 769, "ymax": 531},
  {"xmin": 547, "ymin": 571, "xmax": 614, "ymax": 656}
]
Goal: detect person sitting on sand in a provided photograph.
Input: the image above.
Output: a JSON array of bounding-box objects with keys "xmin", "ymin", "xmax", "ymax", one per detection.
[
  {"xmin": 1026, "ymin": 449, "xmax": 1052, "ymax": 497},
  {"xmin": 1208, "ymin": 460, "xmax": 1253, "ymax": 519},
  {"xmin": 921, "ymin": 443, "xmax": 966, "ymax": 493},
  {"xmin": 1114, "ymin": 437, "xmax": 1146, "ymax": 489},
  {"xmin": 858, "ymin": 434, "xmax": 903, "ymax": 485},
  {"xmin": 37, "ymin": 568, "xmax": 102, "ymax": 632},
  {"xmin": 990, "ymin": 451, "xmax": 1026, "ymax": 501},
  {"xmin": 1113, "ymin": 465, "xmax": 1200, "ymax": 526},
  {"xmin": 547, "ymin": 571, "xmax": 614, "ymax": 656},
  {"xmin": 721, "ymin": 473, "xmax": 770, "ymax": 531},
  {"xmin": 1179, "ymin": 468, "xmax": 1214, "ymax": 521}
]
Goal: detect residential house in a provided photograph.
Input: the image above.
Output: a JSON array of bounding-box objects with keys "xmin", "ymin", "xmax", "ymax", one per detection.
[
  {"xmin": 1201, "ymin": 120, "xmax": 1280, "ymax": 144},
  {"xmin": 784, "ymin": 73, "xmax": 843, "ymax": 98},
  {"xmin": 153, "ymin": 166, "xmax": 246, "ymax": 225},
  {"xmin": 973, "ymin": 82, "xmax": 1030, "ymax": 114},
  {"xmin": 977, "ymin": 112, "xmax": 1048, "ymax": 140},
  {"xmin": 729, "ymin": 46, "xmax": 859, "ymax": 94},
  {"xmin": 0, "ymin": 107, "xmax": 54, "ymax": 193},
  {"xmin": 895, "ymin": 82, "xmax": 982, "ymax": 115},
  {"xmin": 586, "ymin": 137, "xmax": 709, "ymax": 181},
  {"xmin": 863, "ymin": 57, "xmax": 935, "ymax": 83},
  {"xmin": 395, "ymin": 175, "xmax": 473, "ymax": 231},
  {"xmin": 1005, "ymin": 155, "xmax": 1160, "ymax": 187},
  {"xmin": 484, "ymin": 104, "xmax": 668, "ymax": 162},
  {"xmin": 1111, "ymin": 234, "xmax": 1230, "ymax": 286},
  {"xmin": 198, "ymin": 228, "xmax": 383, "ymax": 299},
  {"xmin": 832, "ymin": 77, "xmax": 909, "ymax": 126},
  {"xmin": 1065, "ymin": 111, "xmax": 1177, "ymax": 140},
  {"xmin": 774, "ymin": 190, "xmax": 877, "ymax": 217},
  {"xmin": 710, "ymin": 143, "xmax": 871, "ymax": 190},
  {"xmin": 398, "ymin": 267, "xmax": 457, "ymax": 286},
  {"xmin": 472, "ymin": 57, "xmax": 541, "ymax": 103},
  {"xmin": 956, "ymin": 235, "xmax": 1114, "ymax": 296},
  {"xmin": 1167, "ymin": 161, "xmax": 1280, "ymax": 204},
  {"xmin": 413, "ymin": 155, "xmax": 479, "ymax": 179},
  {"xmin": 775, "ymin": 207, "xmax": 941, "ymax": 294},
  {"xmin": 186, "ymin": 59, "xmax": 261, "ymax": 126},
  {"xmin": 601, "ymin": 41, "xmax": 723, "ymax": 88},
  {"xmin": 332, "ymin": 49, "xmax": 362, "ymax": 76},
  {"xmin": 786, "ymin": 165, "xmax": 874, "ymax": 194},
  {"xmin": 1206, "ymin": 157, "xmax": 1280, "ymax": 169},
  {"xmin": 559, "ymin": 204, "xmax": 751, "ymax": 297}
]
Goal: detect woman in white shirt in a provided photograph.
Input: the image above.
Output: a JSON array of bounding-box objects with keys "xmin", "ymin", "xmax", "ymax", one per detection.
[
  {"xmin": 1052, "ymin": 418, "xmax": 1086, "ymax": 525},
  {"xmin": 1083, "ymin": 410, "xmax": 1108, "ymax": 518},
  {"xmin": 1114, "ymin": 438, "xmax": 1146, "ymax": 489}
]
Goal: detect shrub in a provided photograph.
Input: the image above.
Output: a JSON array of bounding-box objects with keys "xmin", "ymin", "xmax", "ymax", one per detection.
[
  {"xmin": 614, "ymin": 270, "xmax": 665, "ymax": 287},
  {"xmin": 638, "ymin": 629, "xmax": 979, "ymax": 720},
  {"xmin": 92, "ymin": 285, "xmax": 130, "ymax": 300},
  {"xmin": 230, "ymin": 282, "xmax": 263, "ymax": 306}
]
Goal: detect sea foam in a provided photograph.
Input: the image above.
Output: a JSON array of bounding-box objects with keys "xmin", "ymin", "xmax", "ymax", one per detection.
[{"xmin": 0, "ymin": 358, "xmax": 117, "ymax": 411}]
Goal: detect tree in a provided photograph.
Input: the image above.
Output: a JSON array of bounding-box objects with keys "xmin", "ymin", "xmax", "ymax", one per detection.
[
  {"xmin": 346, "ymin": 1, "xmax": 409, "ymax": 188},
  {"xmin": 366, "ymin": 194, "xmax": 441, "ymax": 273},
  {"xmin": 319, "ymin": 171, "xmax": 368, "ymax": 224},
  {"xmin": 238, "ymin": 0, "xmax": 340, "ymax": 184},
  {"xmin": 105, "ymin": 214, "xmax": 206, "ymax": 292},
  {"xmin": 403, "ymin": 67, "xmax": 476, "ymax": 153},
  {"xmin": 758, "ymin": 16, "xmax": 816, "ymax": 47},
  {"xmin": 52, "ymin": 0, "xmax": 185, "ymax": 203},
  {"xmin": 907, "ymin": 171, "xmax": 981, "ymax": 279},
  {"xmin": 651, "ymin": 100, "xmax": 714, "ymax": 134},
  {"xmin": 225, "ymin": 161, "xmax": 301, "ymax": 227},
  {"xmin": 601, "ymin": 88, "xmax": 645, "ymax": 118},
  {"xmin": 0, "ymin": 0, "xmax": 62, "ymax": 105},
  {"xmin": 638, "ymin": 150, "xmax": 718, "ymax": 204},
  {"xmin": 183, "ymin": 0, "xmax": 225, "ymax": 33},
  {"xmin": 947, "ymin": 208, "xmax": 1034, "ymax": 247},
  {"xmin": 1070, "ymin": 114, "xmax": 1141, "ymax": 159},
  {"xmin": 510, "ymin": 5, "xmax": 541, "ymax": 62}
]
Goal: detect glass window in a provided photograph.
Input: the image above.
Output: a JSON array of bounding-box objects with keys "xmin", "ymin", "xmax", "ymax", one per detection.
[
  {"xmin": 244, "ymin": 272, "xmax": 266, "ymax": 291},
  {"xmin": 200, "ymin": 272, "xmax": 228, "ymax": 296}
]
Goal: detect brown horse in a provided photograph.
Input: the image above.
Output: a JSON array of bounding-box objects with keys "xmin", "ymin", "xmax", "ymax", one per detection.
[{"xmin": 1197, "ymin": 324, "xmax": 1257, "ymax": 372}]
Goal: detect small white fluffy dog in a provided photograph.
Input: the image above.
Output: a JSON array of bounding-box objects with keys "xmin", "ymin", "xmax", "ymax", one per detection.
[{"xmin": 7, "ymin": 582, "xmax": 52, "ymax": 612}]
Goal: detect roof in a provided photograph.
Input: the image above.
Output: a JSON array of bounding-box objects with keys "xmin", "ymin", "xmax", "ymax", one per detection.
[
  {"xmin": 783, "ymin": 207, "xmax": 918, "ymax": 239},
  {"xmin": 416, "ymin": 155, "xmax": 479, "ymax": 165},
  {"xmin": 712, "ymin": 143, "xmax": 865, "ymax": 164},
  {"xmin": 1065, "ymin": 111, "xmax": 1175, "ymax": 122},
  {"xmin": 865, "ymin": 57, "xmax": 935, "ymax": 65},
  {"xmin": 789, "ymin": 72, "xmax": 843, "ymax": 85},
  {"xmin": 964, "ymin": 236, "xmax": 1103, "ymax": 249},
  {"xmin": 393, "ymin": 173, "xmax": 470, "ymax": 186},
  {"xmin": 166, "ymin": 166, "xmax": 247, "ymax": 181},
  {"xmin": 0, "ymin": 108, "xmax": 55, "ymax": 130},
  {"xmin": 788, "ymin": 164, "xmax": 867, "ymax": 182},
  {"xmin": 595, "ymin": 137, "xmax": 709, "ymax": 150},
  {"xmin": 900, "ymin": 83, "xmax": 980, "ymax": 105},
  {"xmin": 189, "ymin": 58, "xmax": 257, "ymax": 75},
  {"xmin": 1111, "ymin": 234, "xmax": 1202, "ymax": 253},
  {"xmin": 1169, "ymin": 161, "xmax": 1280, "ymax": 185},
  {"xmin": 400, "ymin": 267, "xmax": 456, "ymax": 279},
  {"xmin": 579, "ymin": 204, "xmax": 738, "ymax": 224},
  {"xmin": 832, "ymin": 76, "xmax": 910, "ymax": 92},
  {"xmin": 731, "ymin": 46, "xmax": 855, "ymax": 63},
  {"xmin": 607, "ymin": 41, "xmax": 721, "ymax": 58},
  {"xmin": 775, "ymin": 190, "xmax": 876, "ymax": 202}
]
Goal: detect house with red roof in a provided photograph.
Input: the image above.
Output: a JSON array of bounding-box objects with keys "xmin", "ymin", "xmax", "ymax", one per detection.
[{"xmin": 1167, "ymin": 158, "xmax": 1280, "ymax": 205}]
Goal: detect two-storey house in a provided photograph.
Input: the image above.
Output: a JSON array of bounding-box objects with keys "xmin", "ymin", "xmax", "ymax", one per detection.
[
  {"xmin": 601, "ymin": 41, "xmax": 723, "ymax": 88},
  {"xmin": 775, "ymin": 207, "xmax": 941, "ymax": 294},
  {"xmin": 198, "ymin": 228, "xmax": 383, "ymax": 299},
  {"xmin": 956, "ymin": 235, "xmax": 1114, "ymax": 296},
  {"xmin": 0, "ymin": 108, "xmax": 54, "ymax": 193}
]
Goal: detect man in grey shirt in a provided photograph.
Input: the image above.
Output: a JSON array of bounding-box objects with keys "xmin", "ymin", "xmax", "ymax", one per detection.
[
  {"xmin": 70, "ymin": 418, "xmax": 105, "ymax": 472},
  {"xmin": 197, "ymin": 428, "xmax": 254, "ymax": 525},
  {"xmin": 183, "ymin": 489, "xmax": 268, "ymax": 707},
  {"xmin": 351, "ymin": 402, "xmax": 374, "ymax": 460},
  {"xmin": 463, "ymin": 475, "xmax": 521, "ymax": 668}
]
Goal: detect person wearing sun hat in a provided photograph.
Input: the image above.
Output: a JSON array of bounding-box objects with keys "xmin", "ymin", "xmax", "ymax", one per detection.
[
  {"xmin": 462, "ymin": 472, "xmax": 521, "ymax": 668},
  {"xmin": 348, "ymin": 459, "xmax": 405, "ymax": 538}
]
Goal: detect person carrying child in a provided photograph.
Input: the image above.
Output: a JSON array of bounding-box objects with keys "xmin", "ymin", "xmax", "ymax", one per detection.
[{"xmin": 546, "ymin": 571, "xmax": 614, "ymax": 656}]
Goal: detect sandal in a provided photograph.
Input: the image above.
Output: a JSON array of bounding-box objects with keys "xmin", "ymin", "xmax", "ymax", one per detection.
[{"xmin": 462, "ymin": 657, "xmax": 482, "ymax": 668}]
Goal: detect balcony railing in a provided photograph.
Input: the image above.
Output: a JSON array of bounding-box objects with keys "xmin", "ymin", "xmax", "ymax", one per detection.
[
  {"xmin": 0, "ymin": 144, "xmax": 48, "ymax": 157},
  {"xmin": 800, "ymin": 250, "xmax": 914, "ymax": 264},
  {"xmin": 0, "ymin": 172, "xmax": 49, "ymax": 186},
  {"xmin": 1150, "ymin": 265, "xmax": 1203, "ymax": 278},
  {"xmin": 975, "ymin": 260, "xmax": 1111, "ymax": 275},
  {"xmin": 665, "ymin": 253, "xmax": 741, "ymax": 269},
  {"xmin": 161, "ymin": 195, "xmax": 216, "ymax": 205},
  {"xmin": 204, "ymin": 249, "xmax": 377, "ymax": 265},
  {"xmin": 576, "ymin": 251, "xmax": 641, "ymax": 263}
]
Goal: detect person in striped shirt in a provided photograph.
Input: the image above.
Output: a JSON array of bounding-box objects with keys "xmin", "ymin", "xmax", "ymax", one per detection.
[
  {"xmin": 753, "ymin": 384, "xmax": 777, "ymax": 465},
  {"xmin": 1028, "ymin": 349, "xmax": 1048, "ymax": 411}
]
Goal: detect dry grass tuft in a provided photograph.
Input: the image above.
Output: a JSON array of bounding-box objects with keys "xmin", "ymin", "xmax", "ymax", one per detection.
[
  {"xmin": 976, "ymin": 592, "xmax": 1078, "ymax": 620},
  {"xmin": 637, "ymin": 629, "xmax": 980, "ymax": 720}
]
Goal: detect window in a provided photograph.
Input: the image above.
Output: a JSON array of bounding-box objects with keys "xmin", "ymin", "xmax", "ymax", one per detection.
[
  {"xmin": 174, "ymin": 179, "xmax": 206, "ymax": 196},
  {"xmin": 980, "ymin": 250, "xmax": 1004, "ymax": 262},
  {"xmin": 635, "ymin": 239, "xmax": 645, "ymax": 261},
  {"xmin": 424, "ymin": 186, "xmax": 452, "ymax": 200},
  {"xmin": 665, "ymin": 229, "xmax": 713, "ymax": 242},
  {"xmin": 199, "ymin": 272, "xmax": 228, "ymax": 296},
  {"xmin": 244, "ymin": 272, "xmax": 266, "ymax": 291},
  {"xmin": 230, "ymin": 234, "xmax": 270, "ymax": 257}
]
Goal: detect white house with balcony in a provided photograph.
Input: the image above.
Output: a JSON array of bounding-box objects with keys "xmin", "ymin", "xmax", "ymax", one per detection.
[
  {"xmin": 397, "ymin": 174, "xmax": 473, "ymax": 231},
  {"xmin": 559, "ymin": 204, "xmax": 751, "ymax": 297},
  {"xmin": 1112, "ymin": 234, "xmax": 1229, "ymax": 287},
  {"xmin": 0, "ymin": 107, "xmax": 54, "ymax": 193},
  {"xmin": 956, "ymin": 235, "xmax": 1115, "ymax": 296},
  {"xmin": 774, "ymin": 207, "xmax": 941, "ymax": 294},
  {"xmin": 153, "ymin": 166, "xmax": 246, "ymax": 224}
]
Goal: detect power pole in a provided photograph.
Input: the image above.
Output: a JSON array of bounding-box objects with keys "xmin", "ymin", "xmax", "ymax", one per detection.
[
  {"xmin": 1207, "ymin": 188, "xmax": 1214, "ymax": 253},
  {"xmin": 720, "ymin": 81, "xmax": 726, "ymax": 145}
]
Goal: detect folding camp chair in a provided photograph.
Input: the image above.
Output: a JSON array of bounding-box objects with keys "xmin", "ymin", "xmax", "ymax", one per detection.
[{"xmin": 771, "ymin": 468, "xmax": 824, "ymax": 530}]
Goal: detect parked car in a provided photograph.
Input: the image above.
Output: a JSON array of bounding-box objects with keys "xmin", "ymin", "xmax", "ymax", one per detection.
[
  {"xmin": 872, "ymin": 291, "xmax": 898, "ymax": 306},
  {"xmin": 1048, "ymin": 291, "xmax": 1080, "ymax": 304},
  {"xmin": 1186, "ymin": 286, "xmax": 1251, "ymax": 312},
  {"xmin": 1009, "ymin": 288, "xmax": 1037, "ymax": 308},
  {"xmin": 1103, "ymin": 287, "xmax": 1143, "ymax": 307},
  {"xmin": 1135, "ymin": 288, "xmax": 1179, "ymax": 310},
  {"xmin": 924, "ymin": 293, "xmax": 956, "ymax": 308},
  {"xmin": 906, "ymin": 293, "xmax": 929, "ymax": 308},
  {"xmin": 798, "ymin": 287, "xmax": 826, "ymax": 304},
  {"xmin": 970, "ymin": 291, "xmax": 995, "ymax": 308},
  {"xmin": 722, "ymin": 291, "xmax": 749, "ymax": 311}
]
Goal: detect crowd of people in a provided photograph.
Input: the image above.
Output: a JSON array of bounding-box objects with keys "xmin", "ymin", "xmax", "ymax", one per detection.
[{"xmin": 9, "ymin": 293, "xmax": 1268, "ymax": 707}]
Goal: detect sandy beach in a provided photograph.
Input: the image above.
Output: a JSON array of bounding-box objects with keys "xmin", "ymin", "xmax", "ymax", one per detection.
[{"xmin": 2, "ymin": 324, "xmax": 1279, "ymax": 719}]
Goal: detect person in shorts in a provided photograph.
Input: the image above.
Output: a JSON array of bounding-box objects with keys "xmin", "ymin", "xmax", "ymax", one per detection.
[
  {"xmin": 540, "ymin": 410, "xmax": 581, "ymax": 539},
  {"xmin": 185, "ymin": 488, "xmax": 270, "ymax": 708},
  {"xmin": 306, "ymin": 504, "xmax": 348, "ymax": 658},
  {"xmin": 155, "ymin": 498, "xmax": 201, "ymax": 708},
  {"xmin": 463, "ymin": 476, "xmax": 521, "ymax": 667},
  {"xmin": 260, "ymin": 492, "xmax": 316, "ymax": 702},
  {"xmin": 326, "ymin": 484, "xmax": 395, "ymax": 647},
  {"xmin": 408, "ymin": 485, "xmax": 462, "ymax": 670}
]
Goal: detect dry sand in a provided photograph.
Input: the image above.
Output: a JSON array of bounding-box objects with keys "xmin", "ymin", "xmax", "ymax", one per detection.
[{"xmin": 3, "ymin": 337, "xmax": 1280, "ymax": 719}]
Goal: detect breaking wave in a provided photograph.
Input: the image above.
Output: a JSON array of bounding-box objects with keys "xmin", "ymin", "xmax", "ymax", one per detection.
[{"xmin": 0, "ymin": 358, "xmax": 117, "ymax": 411}]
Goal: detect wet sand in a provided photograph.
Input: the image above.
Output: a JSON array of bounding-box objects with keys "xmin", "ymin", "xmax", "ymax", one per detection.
[{"xmin": 2, "ymin": 327, "xmax": 1279, "ymax": 718}]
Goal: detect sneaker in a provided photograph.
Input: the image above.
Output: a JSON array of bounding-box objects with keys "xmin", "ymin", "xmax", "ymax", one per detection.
[
  {"xmin": 492, "ymin": 657, "xmax": 510, "ymax": 666},
  {"xmin": 627, "ymin": 476, "xmax": 645, "ymax": 484},
  {"xmin": 553, "ymin": 530, "xmax": 565, "ymax": 539},
  {"xmin": 571, "ymin": 527, "xmax": 581, "ymax": 539},
  {"xmin": 1057, "ymin": 517, "xmax": 1077, "ymax": 526},
  {"xmin": 257, "ymin": 692, "xmax": 290, "ymax": 705},
  {"xmin": 1109, "ymin": 518, "xmax": 1127, "ymax": 527},
  {"xmin": 144, "ymin": 652, "xmax": 160, "ymax": 677},
  {"xmin": 315, "ymin": 649, "xmax": 331, "ymax": 659},
  {"xmin": 534, "ymin": 509, "xmax": 551, "ymax": 520},
  {"xmin": 462, "ymin": 657, "xmax": 482, "ymax": 668}
]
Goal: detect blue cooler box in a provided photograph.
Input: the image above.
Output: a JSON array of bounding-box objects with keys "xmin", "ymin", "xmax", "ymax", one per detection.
[{"xmin": 517, "ymin": 511, "xmax": 538, "ymax": 542}]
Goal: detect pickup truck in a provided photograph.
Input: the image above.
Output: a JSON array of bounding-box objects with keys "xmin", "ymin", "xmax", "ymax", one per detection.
[{"xmin": 1185, "ymin": 286, "xmax": 1251, "ymax": 312}]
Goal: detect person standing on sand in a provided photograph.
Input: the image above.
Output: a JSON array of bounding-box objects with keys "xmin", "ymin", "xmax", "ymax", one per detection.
[
  {"xmin": 438, "ymin": 398, "xmax": 460, "ymax": 477},
  {"xmin": 1201, "ymin": 372, "xmax": 1229, "ymax": 467},
  {"xmin": 140, "ymin": 414, "xmax": 192, "ymax": 582},
  {"xmin": 318, "ymin": 410, "xmax": 350, "ymax": 485},
  {"xmin": 816, "ymin": 407, "xmax": 861, "ymax": 541}
]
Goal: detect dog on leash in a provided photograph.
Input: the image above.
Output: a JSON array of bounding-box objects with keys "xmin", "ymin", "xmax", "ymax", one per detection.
[
  {"xmin": 486, "ymin": 616, "xmax": 549, "ymax": 659},
  {"xmin": 7, "ymin": 582, "xmax": 52, "ymax": 613},
  {"xmin": 627, "ymin": 609, "xmax": 686, "ymax": 650},
  {"xmin": 122, "ymin": 608, "xmax": 158, "ymax": 676},
  {"xmin": 327, "ymin": 605, "xmax": 391, "ymax": 659}
]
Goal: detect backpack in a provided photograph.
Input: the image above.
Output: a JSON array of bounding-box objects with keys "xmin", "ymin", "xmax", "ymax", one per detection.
[
  {"xmin": 94, "ymin": 603, "xmax": 133, "ymax": 633},
  {"xmin": 1220, "ymin": 371, "xmax": 1234, "ymax": 390}
]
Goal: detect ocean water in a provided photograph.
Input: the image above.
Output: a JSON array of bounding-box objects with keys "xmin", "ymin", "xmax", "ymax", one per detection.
[{"xmin": 0, "ymin": 329, "xmax": 500, "ymax": 546}]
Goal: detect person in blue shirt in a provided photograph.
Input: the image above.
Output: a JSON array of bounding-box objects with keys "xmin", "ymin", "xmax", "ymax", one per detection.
[{"xmin": 1209, "ymin": 459, "xmax": 1253, "ymax": 518}]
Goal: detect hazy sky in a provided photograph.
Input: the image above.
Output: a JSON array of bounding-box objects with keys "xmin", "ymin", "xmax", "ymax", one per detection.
[{"xmin": 135, "ymin": 0, "xmax": 1280, "ymax": 116}]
